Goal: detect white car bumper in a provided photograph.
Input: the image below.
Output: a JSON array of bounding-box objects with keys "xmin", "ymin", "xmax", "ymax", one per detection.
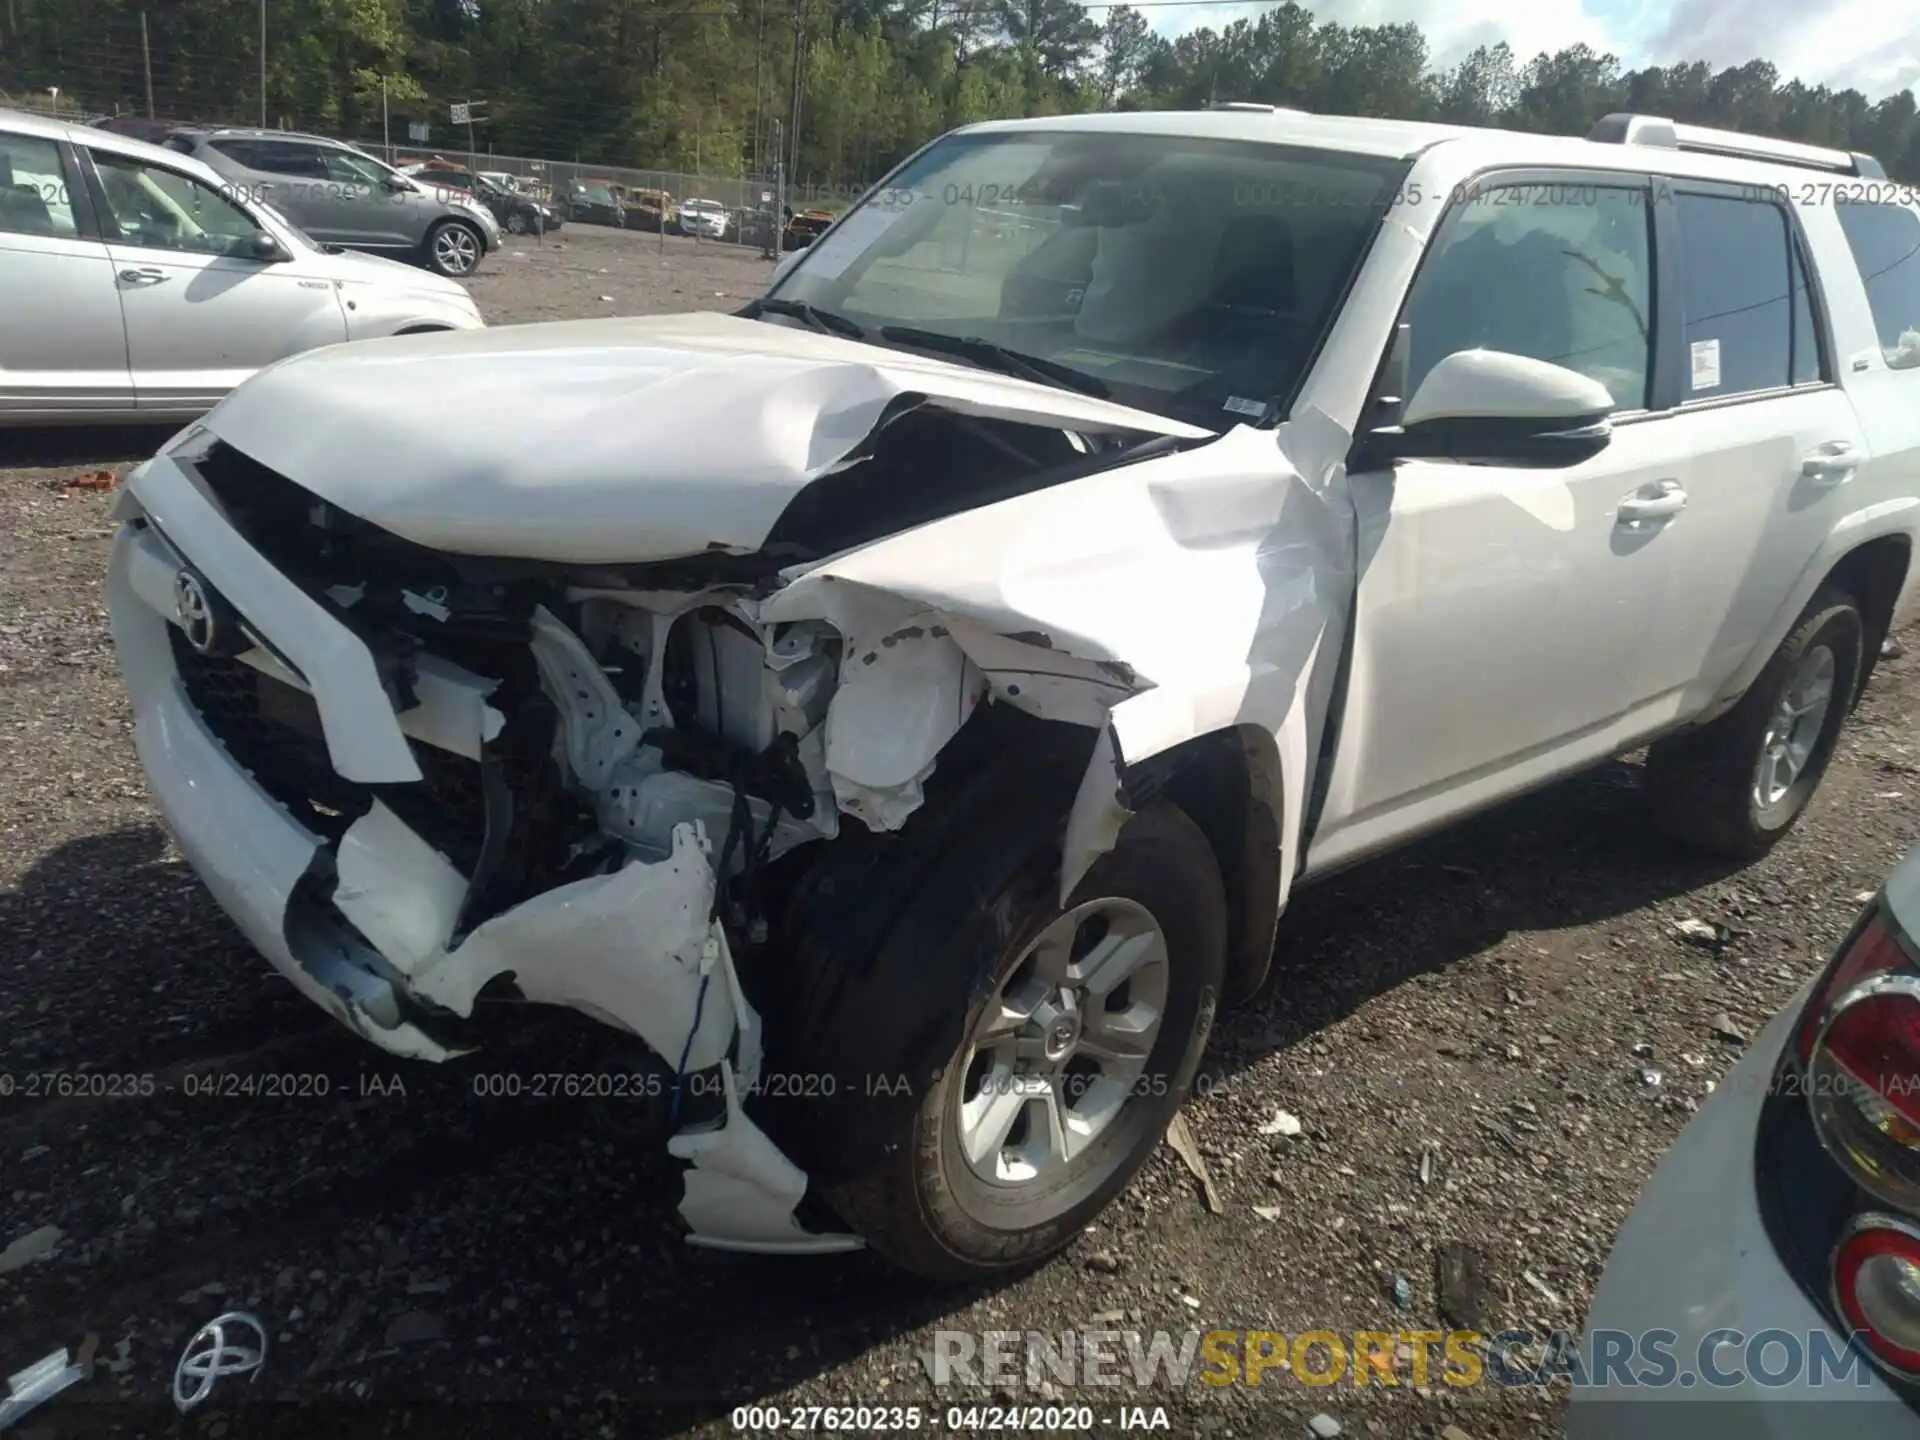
[
  {"xmin": 1569, "ymin": 996, "xmax": 1913, "ymax": 1438},
  {"xmin": 107, "ymin": 452, "xmax": 464, "ymax": 1059},
  {"xmin": 106, "ymin": 440, "xmax": 859, "ymax": 1253}
]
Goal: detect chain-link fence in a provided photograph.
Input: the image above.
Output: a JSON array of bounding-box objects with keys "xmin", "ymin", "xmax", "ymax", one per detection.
[{"xmin": 346, "ymin": 140, "xmax": 870, "ymax": 250}]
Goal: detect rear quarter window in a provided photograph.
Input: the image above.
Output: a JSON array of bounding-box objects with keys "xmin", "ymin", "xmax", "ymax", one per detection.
[{"xmin": 1835, "ymin": 198, "xmax": 1920, "ymax": 369}]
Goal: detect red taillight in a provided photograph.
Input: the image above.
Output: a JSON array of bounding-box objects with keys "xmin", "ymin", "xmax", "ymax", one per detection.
[
  {"xmin": 1805, "ymin": 909, "xmax": 1920, "ymax": 1211},
  {"xmin": 1834, "ymin": 1217, "xmax": 1920, "ymax": 1374},
  {"xmin": 1797, "ymin": 911, "xmax": 1910, "ymax": 1066}
]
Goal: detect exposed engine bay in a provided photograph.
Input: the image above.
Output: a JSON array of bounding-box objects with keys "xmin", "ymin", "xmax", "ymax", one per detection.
[{"xmin": 137, "ymin": 413, "xmax": 1166, "ymax": 1253}]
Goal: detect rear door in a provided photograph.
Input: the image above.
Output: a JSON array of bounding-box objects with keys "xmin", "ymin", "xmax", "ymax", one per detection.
[
  {"xmin": 203, "ymin": 137, "xmax": 330, "ymax": 236},
  {"xmin": 0, "ymin": 128, "xmax": 132, "ymax": 418},
  {"xmin": 82, "ymin": 147, "xmax": 348, "ymax": 414},
  {"xmin": 1625, "ymin": 180, "xmax": 1866, "ymax": 714}
]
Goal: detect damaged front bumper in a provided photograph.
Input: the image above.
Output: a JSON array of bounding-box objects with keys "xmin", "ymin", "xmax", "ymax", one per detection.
[{"xmin": 106, "ymin": 449, "xmax": 860, "ymax": 1254}]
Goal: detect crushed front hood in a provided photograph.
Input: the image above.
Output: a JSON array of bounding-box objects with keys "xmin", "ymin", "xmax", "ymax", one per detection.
[{"xmin": 198, "ymin": 311, "xmax": 1206, "ymax": 564}]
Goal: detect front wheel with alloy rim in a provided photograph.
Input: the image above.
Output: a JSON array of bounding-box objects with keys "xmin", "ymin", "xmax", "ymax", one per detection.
[
  {"xmin": 811, "ymin": 800, "xmax": 1226, "ymax": 1282},
  {"xmin": 1646, "ymin": 587, "xmax": 1863, "ymax": 859},
  {"xmin": 423, "ymin": 220, "xmax": 482, "ymax": 277}
]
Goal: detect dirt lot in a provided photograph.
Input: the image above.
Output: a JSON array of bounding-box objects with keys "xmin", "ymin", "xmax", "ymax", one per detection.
[{"xmin": 1, "ymin": 224, "xmax": 1916, "ymax": 1439}]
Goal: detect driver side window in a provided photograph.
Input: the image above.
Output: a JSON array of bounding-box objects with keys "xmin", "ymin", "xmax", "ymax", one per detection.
[
  {"xmin": 322, "ymin": 149, "xmax": 388, "ymax": 186},
  {"xmin": 90, "ymin": 152, "xmax": 264, "ymax": 258},
  {"xmin": 1404, "ymin": 182, "xmax": 1653, "ymax": 413}
]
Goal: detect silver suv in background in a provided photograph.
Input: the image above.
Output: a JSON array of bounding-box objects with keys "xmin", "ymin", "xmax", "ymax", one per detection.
[
  {"xmin": 164, "ymin": 127, "xmax": 500, "ymax": 277},
  {"xmin": 0, "ymin": 109, "xmax": 484, "ymax": 424}
]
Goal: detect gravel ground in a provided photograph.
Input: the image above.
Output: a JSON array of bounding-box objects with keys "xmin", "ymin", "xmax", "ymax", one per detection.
[{"xmin": 1, "ymin": 225, "xmax": 1917, "ymax": 1440}]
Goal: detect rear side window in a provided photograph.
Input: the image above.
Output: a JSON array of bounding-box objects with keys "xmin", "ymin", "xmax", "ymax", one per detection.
[
  {"xmin": 0, "ymin": 132, "xmax": 79, "ymax": 238},
  {"xmin": 221, "ymin": 140, "xmax": 326, "ymax": 179},
  {"xmin": 1835, "ymin": 199, "xmax": 1920, "ymax": 369},
  {"xmin": 1673, "ymin": 192, "xmax": 1821, "ymax": 398}
]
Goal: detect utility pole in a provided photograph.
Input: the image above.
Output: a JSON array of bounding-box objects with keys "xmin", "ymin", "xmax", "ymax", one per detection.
[
  {"xmin": 787, "ymin": 0, "xmax": 804, "ymax": 180},
  {"xmin": 381, "ymin": 76, "xmax": 389, "ymax": 155},
  {"xmin": 751, "ymin": 0, "xmax": 766, "ymax": 178},
  {"xmin": 258, "ymin": 1, "xmax": 267, "ymax": 126},
  {"xmin": 140, "ymin": 12, "xmax": 154, "ymax": 118}
]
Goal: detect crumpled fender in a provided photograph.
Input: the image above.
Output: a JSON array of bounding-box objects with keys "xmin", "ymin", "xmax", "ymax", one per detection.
[{"xmin": 765, "ymin": 408, "xmax": 1358, "ymax": 917}]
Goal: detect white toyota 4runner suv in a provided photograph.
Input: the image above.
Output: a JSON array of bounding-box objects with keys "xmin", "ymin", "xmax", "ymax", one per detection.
[{"xmin": 107, "ymin": 108, "xmax": 1920, "ymax": 1279}]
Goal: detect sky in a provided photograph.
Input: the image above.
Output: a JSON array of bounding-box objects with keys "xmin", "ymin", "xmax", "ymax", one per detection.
[{"xmin": 1136, "ymin": 0, "xmax": 1920, "ymax": 101}]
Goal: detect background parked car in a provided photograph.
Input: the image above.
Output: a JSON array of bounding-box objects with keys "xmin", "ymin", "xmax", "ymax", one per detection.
[
  {"xmin": 404, "ymin": 162, "xmax": 559, "ymax": 235},
  {"xmin": 564, "ymin": 179, "xmax": 625, "ymax": 227},
  {"xmin": 783, "ymin": 206, "xmax": 836, "ymax": 249},
  {"xmin": 677, "ymin": 197, "xmax": 728, "ymax": 238},
  {"xmin": 0, "ymin": 108, "xmax": 483, "ymax": 425},
  {"xmin": 612, "ymin": 183, "xmax": 677, "ymax": 232},
  {"xmin": 165, "ymin": 126, "xmax": 500, "ymax": 276}
]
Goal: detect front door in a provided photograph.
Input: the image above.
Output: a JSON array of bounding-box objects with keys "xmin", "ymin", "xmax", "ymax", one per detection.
[
  {"xmin": 0, "ymin": 130, "xmax": 132, "ymax": 418},
  {"xmin": 1307, "ymin": 175, "xmax": 1688, "ymax": 872},
  {"xmin": 85, "ymin": 148, "xmax": 348, "ymax": 414}
]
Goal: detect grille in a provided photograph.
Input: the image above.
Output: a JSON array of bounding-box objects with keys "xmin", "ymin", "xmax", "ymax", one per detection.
[
  {"xmin": 169, "ymin": 628, "xmax": 493, "ymax": 857},
  {"xmin": 170, "ymin": 628, "xmax": 360, "ymax": 827}
]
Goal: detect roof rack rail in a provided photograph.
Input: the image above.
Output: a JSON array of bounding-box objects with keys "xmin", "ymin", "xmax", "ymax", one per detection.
[
  {"xmin": 1588, "ymin": 112, "xmax": 1886, "ymax": 179},
  {"xmin": 1210, "ymin": 101, "xmax": 1309, "ymax": 115}
]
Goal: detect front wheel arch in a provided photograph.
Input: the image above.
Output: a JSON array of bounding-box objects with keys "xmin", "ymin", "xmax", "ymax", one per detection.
[{"xmin": 1128, "ymin": 727, "xmax": 1283, "ymax": 1005}]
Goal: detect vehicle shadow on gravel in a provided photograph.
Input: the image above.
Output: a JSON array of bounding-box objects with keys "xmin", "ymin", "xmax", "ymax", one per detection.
[
  {"xmin": 1229, "ymin": 757, "xmax": 1747, "ymax": 1056},
  {"xmin": 2, "ymin": 756, "xmax": 1752, "ymax": 1428},
  {"xmin": 0, "ymin": 425, "xmax": 180, "ymax": 470}
]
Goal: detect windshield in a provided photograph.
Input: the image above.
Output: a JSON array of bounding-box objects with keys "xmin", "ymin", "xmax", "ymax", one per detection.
[
  {"xmin": 576, "ymin": 184, "xmax": 614, "ymax": 205},
  {"xmin": 769, "ymin": 129, "xmax": 1405, "ymax": 428}
]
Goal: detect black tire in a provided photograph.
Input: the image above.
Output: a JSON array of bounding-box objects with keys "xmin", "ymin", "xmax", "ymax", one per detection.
[
  {"xmin": 505, "ymin": 210, "xmax": 528, "ymax": 235},
  {"xmin": 1646, "ymin": 587, "xmax": 1864, "ymax": 859},
  {"xmin": 765, "ymin": 765, "xmax": 1225, "ymax": 1282},
  {"xmin": 422, "ymin": 219, "xmax": 484, "ymax": 278}
]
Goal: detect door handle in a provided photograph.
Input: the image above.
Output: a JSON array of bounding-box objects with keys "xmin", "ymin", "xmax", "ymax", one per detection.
[
  {"xmin": 118, "ymin": 267, "xmax": 169, "ymax": 284},
  {"xmin": 1801, "ymin": 440, "xmax": 1858, "ymax": 485},
  {"xmin": 1617, "ymin": 479, "xmax": 1688, "ymax": 526}
]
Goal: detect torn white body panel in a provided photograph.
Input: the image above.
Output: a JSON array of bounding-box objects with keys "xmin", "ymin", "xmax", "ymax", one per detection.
[
  {"xmin": 335, "ymin": 807, "xmax": 738, "ymax": 1070},
  {"xmin": 671, "ymin": 1063, "xmax": 865, "ymax": 1255},
  {"xmin": 193, "ymin": 311, "xmax": 1204, "ymax": 565},
  {"xmin": 331, "ymin": 805, "xmax": 836, "ymax": 1249},
  {"xmin": 770, "ymin": 414, "xmax": 1358, "ymax": 912}
]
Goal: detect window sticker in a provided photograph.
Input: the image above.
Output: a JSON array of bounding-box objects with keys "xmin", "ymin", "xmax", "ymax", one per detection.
[
  {"xmin": 1223, "ymin": 395, "xmax": 1268, "ymax": 417},
  {"xmin": 1690, "ymin": 337, "xmax": 1721, "ymax": 391}
]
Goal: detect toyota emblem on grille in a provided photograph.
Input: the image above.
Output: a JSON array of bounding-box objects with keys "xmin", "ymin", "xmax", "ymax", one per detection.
[
  {"xmin": 173, "ymin": 1311, "xmax": 268, "ymax": 1414},
  {"xmin": 174, "ymin": 570, "xmax": 219, "ymax": 654}
]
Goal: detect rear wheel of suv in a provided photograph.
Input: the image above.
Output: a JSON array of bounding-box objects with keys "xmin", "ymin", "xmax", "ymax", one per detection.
[
  {"xmin": 767, "ymin": 771, "xmax": 1226, "ymax": 1282},
  {"xmin": 1646, "ymin": 587, "xmax": 1864, "ymax": 859},
  {"xmin": 423, "ymin": 219, "xmax": 483, "ymax": 277}
]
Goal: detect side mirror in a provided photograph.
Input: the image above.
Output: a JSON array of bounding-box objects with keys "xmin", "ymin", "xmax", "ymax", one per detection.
[
  {"xmin": 252, "ymin": 231, "xmax": 287, "ymax": 262},
  {"xmin": 385, "ymin": 174, "xmax": 412, "ymax": 193},
  {"xmin": 1371, "ymin": 349, "xmax": 1616, "ymax": 466}
]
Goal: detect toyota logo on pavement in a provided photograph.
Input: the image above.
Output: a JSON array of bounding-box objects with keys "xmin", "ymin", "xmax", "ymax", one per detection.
[
  {"xmin": 174, "ymin": 570, "xmax": 220, "ymax": 654},
  {"xmin": 173, "ymin": 1311, "xmax": 268, "ymax": 1414}
]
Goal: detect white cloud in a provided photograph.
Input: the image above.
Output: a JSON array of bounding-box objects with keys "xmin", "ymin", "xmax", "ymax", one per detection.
[{"xmin": 1143, "ymin": 0, "xmax": 1919, "ymax": 98}]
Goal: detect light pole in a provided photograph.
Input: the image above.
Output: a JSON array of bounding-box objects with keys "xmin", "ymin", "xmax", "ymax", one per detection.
[{"xmin": 258, "ymin": 0, "xmax": 266, "ymax": 126}]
